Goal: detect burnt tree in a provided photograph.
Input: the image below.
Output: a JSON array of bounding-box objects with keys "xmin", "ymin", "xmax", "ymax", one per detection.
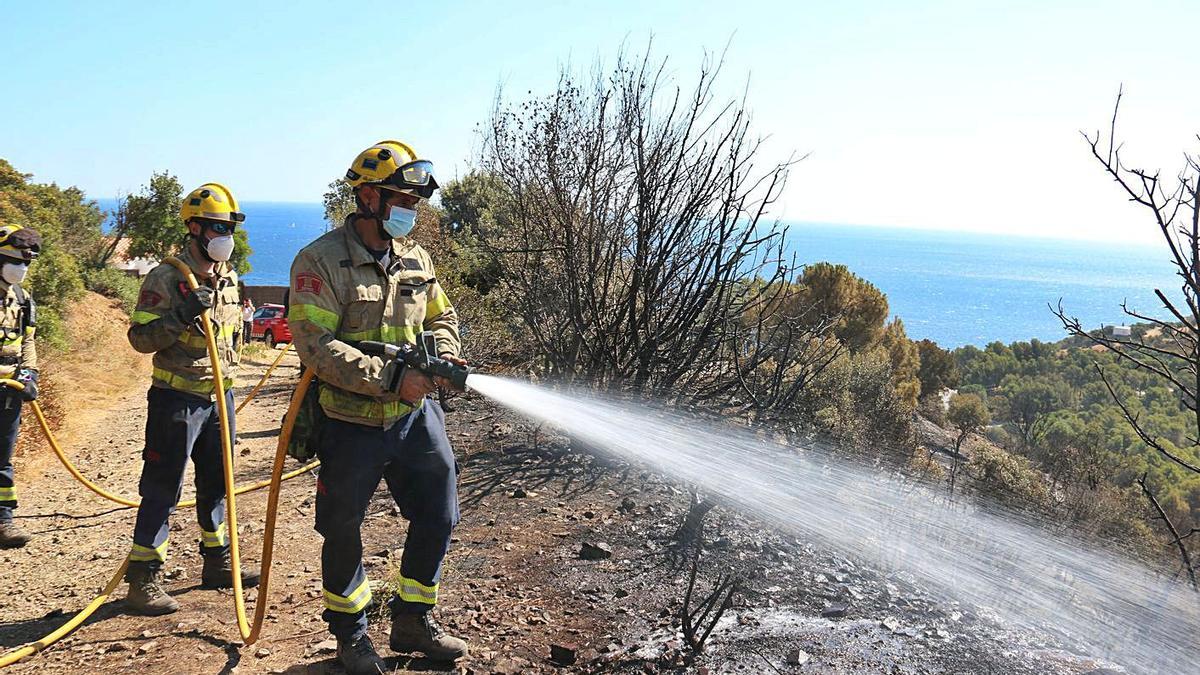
[
  {"xmin": 1055, "ymin": 87, "xmax": 1200, "ymax": 588},
  {"xmin": 481, "ymin": 44, "xmax": 833, "ymax": 414}
]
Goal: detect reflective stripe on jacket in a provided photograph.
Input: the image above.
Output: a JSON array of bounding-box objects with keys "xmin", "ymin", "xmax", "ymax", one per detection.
[
  {"xmin": 288, "ymin": 219, "xmax": 460, "ymax": 428},
  {"xmin": 127, "ymin": 246, "xmax": 240, "ymax": 397}
]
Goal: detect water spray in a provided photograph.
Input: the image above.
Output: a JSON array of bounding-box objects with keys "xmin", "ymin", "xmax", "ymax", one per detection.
[{"xmin": 466, "ymin": 374, "xmax": 1198, "ymax": 674}]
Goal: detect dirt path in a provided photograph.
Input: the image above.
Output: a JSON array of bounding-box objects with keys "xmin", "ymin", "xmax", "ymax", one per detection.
[{"xmin": 0, "ymin": 348, "xmax": 624, "ymax": 674}]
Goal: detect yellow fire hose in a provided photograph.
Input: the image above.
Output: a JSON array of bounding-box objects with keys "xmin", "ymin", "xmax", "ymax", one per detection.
[
  {"xmin": 0, "ymin": 560, "xmax": 130, "ymax": 668},
  {"xmin": 0, "ymin": 258, "xmax": 317, "ymax": 666},
  {"xmin": 0, "ymin": 341, "xmax": 313, "ymax": 509},
  {"xmin": 237, "ymin": 342, "xmax": 292, "ymax": 414}
]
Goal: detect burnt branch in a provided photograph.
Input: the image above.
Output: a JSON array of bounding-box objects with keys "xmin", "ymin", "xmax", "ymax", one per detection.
[
  {"xmin": 1137, "ymin": 473, "xmax": 1198, "ymax": 591},
  {"xmin": 680, "ymin": 537, "xmax": 740, "ymax": 659}
]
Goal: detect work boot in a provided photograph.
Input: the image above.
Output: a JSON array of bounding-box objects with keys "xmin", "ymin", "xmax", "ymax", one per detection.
[
  {"xmin": 336, "ymin": 634, "xmax": 386, "ymax": 674},
  {"xmin": 389, "ymin": 612, "xmax": 468, "ymax": 661},
  {"xmin": 0, "ymin": 522, "xmax": 31, "ymax": 548},
  {"xmin": 124, "ymin": 562, "xmax": 179, "ymax": 615},
  {"xmin": 200, "ymin": 550, "xmax": 261, "ymax": 589}
]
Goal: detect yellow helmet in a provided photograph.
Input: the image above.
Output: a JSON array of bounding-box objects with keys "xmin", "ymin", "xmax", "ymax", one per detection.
[
  {"xmin": 179, "ymin": 183, "xmax": 246, "ymax": 224},
  {"xmin": 345, "ymin": 140, "xmax": 439, "ymax": 198},
  {"xmin": 0, "ymin": 224, "xmax": 41, "ymax": 263}
]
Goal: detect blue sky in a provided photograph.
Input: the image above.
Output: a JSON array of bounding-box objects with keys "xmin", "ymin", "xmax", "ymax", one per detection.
[{"xmin": 3, "ymin": 0, "xmax": 1200, "ymax": 242}]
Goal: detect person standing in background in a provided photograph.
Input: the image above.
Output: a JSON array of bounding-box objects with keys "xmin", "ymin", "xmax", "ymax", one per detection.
[{"xmin": 241, "ymin": 298, "xmax": 255, "ymax": 348}]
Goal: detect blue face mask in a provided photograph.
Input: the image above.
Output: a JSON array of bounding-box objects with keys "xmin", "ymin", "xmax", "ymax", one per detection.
[{"xmin": 382, "ymin": 205, "xmax": 417, "ymax": 239}]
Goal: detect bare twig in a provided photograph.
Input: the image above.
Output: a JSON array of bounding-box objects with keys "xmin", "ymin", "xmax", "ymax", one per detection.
[
  {"xmin": 1137, "ymin": 473, "xmax": 1198, "ymax": 591},
  {"xmin": 679, "ymin": 538, "xmax": 740, "ymax": 660}
]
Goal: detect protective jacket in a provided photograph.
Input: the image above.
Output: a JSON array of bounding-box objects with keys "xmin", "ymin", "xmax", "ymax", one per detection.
[
  {"xmin": 128, "ymin": 246, "xmax": 241, "ymax": 397},
  {"xmin": 0, "ymin": 281, "xmax": 36, "ymax": 378},
  {"xmin": 288, "ymin": 218, "xmax": 459, "ymax": 428}
]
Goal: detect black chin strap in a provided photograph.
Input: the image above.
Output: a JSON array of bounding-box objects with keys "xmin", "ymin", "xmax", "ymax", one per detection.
[
  {"xmin": 193, "ymin": 232, "xmax": 218, "ymax": 264},
  {"xmin": 354, "ymin": 188, "xmax": 391, "ymax": 241}
]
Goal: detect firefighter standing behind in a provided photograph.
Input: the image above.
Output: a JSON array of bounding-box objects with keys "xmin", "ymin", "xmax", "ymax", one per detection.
[
  {"xmin": 0, "ymin": 224, "xmax": 42, "ymax": 549},
  {"xmin": 124, "ymin": 183, "xmax": 259, "ymax": 615},
  {"xmin": 288, "ymin": 140, "xmax": 468, "ymax": 671}
]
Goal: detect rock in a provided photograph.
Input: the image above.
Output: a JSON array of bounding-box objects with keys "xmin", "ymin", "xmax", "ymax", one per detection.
[
  {"xmin": 511, "ymin": 487, "xmax": 527, "ymax": 498},
  {"xmin": 614, "ymin": 588, "xmax": 629, "ymax": 598},
  {"xmin": 579, "ymin": 542, "xmax": 612, "ymax": 560},
  {"xmin": 102, "ymin": 642, "xmax": 129, "ymax": 654},
  {"xmin": 549, "ymin": 644, "xmax": 577, "ymax": 665},
  {"xmin": 165, "ymin": 567, "xmax": 187, "ymax": 580},
  {"xmin": 254, "ymin": 648, "xmax": 271, "ymax": 658},
  {"xmin": 489, "ymin": 422, "xmax": 514, "ymax": 438},
  {"xmin": 363, "ymin": 556, "xmax": 387, "ymax": 568},
  {"xmin": 136, "ymin": 640, "xmax": 158, "ymax": 655},
  {"xmin": 492, "ymin": 656, "xmax": 529, "ymax": 674},
  {"xmin": 821, "ymin": 603, "xmax": 849, "ymax": 619},
  {"xmin": 619, "ymin": 497, "xmax": 636, "ymax": 512},
  {"xmin": 309, "ymin": 639, "xmax": 337, "ymax": 656},
  {"xmin": 786, "ymin": 648, "xmax": 810, "ymax": 665},
  {"xmin": 881, "ymin": 616, "xmax": 902, "ymax": 632},
  {"xmin": 582, "ymin": 510, "xmax": 596, "ymax": 519}
]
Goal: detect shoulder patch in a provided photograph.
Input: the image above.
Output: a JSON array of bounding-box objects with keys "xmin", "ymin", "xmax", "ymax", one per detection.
[
  {"xmin": 139, "ymin": 290, "xmax": 164, "ymax": 308},
  {"xmin": 401, "ymin": 257, "xmax": 423, "ymax": 271},
  {"xmin": 295, "ymin": 272, "xmax": 324, "ymax": 295}
]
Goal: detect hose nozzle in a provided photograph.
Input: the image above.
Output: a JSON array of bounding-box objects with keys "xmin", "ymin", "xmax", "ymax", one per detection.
[{"xmin": 359, "ymin": 331, "xmax": 469, "ymax": 391}]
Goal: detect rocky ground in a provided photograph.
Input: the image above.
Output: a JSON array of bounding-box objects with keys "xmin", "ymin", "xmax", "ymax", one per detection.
[{"xmin": 0, "ymin": 339, "xmax": 1131, "ymax": 674}]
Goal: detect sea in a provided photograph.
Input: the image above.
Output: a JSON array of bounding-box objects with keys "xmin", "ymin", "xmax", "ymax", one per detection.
[{"xmin": 99, "ymin": 200, "xmax": 1180, "ymax": 348}]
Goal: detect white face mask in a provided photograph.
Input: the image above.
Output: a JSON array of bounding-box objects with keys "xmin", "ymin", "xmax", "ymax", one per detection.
[
  {"xmin": 1, "ymin": 263, "xmax": 28, "ymax": 285},
  {"xmin": 205, "ymin": 235, "xmax": 235, "ymax": 262}
]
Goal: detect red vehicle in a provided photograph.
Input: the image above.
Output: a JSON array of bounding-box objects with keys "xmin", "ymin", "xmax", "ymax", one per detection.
[{"xmin": 250, "ymin": 303, "xmax": 291, "ymax": 346}]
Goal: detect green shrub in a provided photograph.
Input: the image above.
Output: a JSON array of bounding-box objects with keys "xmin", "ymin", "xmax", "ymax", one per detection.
[
  {"xmin": 84, "ymin": 266, "xmax": 141, "ymax": 314},
  {"xmin": 32, "ymin": 307, "xmax": 68, "ymax": 353},
  {"xmin": 801, "ymin": 348, "xmax": 915, "ymax": 457},
  {"xmin": 970, "ymin": 444, "xmax": 1050, "ymax": 506},
  {"xmin": 1, "ymin": 158, "xmax": 104, "ymax": 349},
  {"xmin": 984, "ymin": 425, "xmax": 1015, "ymax": 448},
  {"xmin": 25, "ymin": 248, "xmax": 86, "ymax": 348}
]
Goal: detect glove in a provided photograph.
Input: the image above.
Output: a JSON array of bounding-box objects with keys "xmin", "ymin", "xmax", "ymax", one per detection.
[
  {"xmin": 177, "ymin": 286, "xmax": 215, "ymax": 322},
  {"xmin": 383, "ymin": 359, "xmax": 436, "ymax": 404},
  {"xmin": 16, "ymin": 369, "xmax": 37, "ymax": 402}
]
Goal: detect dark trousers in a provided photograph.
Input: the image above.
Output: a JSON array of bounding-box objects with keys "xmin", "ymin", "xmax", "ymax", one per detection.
[
  {"xmin": 129, "ymin": 386, "xmax": 235, "ymax": 567},
  {"xmin": 0, "ymin": 393, "xmax": 23, "ymax": 523},
  {"xmin": 316, "ymin": 401, "xmax": 459, "ymax": 640}
]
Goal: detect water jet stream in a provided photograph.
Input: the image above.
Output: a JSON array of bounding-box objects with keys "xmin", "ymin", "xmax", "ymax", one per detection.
[{"xmin": 468, "ymin": 374, "xmax": 1198, "ymax": 673}]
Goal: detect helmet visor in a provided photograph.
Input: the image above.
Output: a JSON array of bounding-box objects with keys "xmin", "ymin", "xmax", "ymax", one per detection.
[
  {"xmin": 398, "ymin": 160, "xmax": 435, "ymax": 187},
  {"xmin": 380, "ymin": 160, "xmax": 439, "ymax": 198}
]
